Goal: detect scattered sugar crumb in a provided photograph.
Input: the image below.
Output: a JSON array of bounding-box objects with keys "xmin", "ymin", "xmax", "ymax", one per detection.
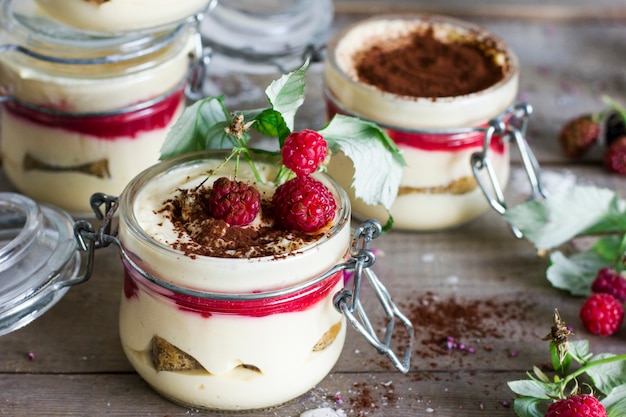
[
  {"xmin": 421, "ymin": 253, "xmax": 435, "ymax": 262},
  {"xmin": 300, "ymin": 407, "xmax": 346, "ymax": 417},
  {"xmin": 445, "ymin": 275, "xmax": 459, "ymax": 285}
]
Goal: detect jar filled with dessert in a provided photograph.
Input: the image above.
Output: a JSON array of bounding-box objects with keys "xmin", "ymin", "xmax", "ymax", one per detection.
[
  {"xmin": 73, "ymin": 149, "xmax": 413, "ymax": 411},
  {"xmin": 324, "ymin": 14, "xmax": 541, "ymax": 232},
  {"xmin": 0, "ymin": 0, "xmax": 212, "ymax": 214}
]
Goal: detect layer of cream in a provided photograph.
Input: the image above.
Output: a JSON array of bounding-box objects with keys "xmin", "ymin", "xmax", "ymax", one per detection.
[
  {"xmin": 0, "ymin": 101, "xmax": 184, "ymax": 214},
  {"xmin": 119, "ymin": 276, "xmax": 346, "ymax": 411},
  {"xmin": 327, "ymin": 142, "xmax": 510, "ymax": 231}
]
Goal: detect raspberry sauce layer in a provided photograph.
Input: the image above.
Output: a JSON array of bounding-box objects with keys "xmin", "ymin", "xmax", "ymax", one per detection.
[
  {"xmin": 123, "ymin": 263, "xmax": 343, "ymax": 318},
  {"xmin": 3, "ymin": 87, "xmax": 185, "ymax": 140},
  {"xmin": 325, "ymin": 94, "xmax": 506, "ymax": 153}
]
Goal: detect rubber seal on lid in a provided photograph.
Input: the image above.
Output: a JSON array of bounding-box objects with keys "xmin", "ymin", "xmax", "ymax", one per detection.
[{"xmin": 0, "ymin": 192, "xmax": 80, "ymax": 336}]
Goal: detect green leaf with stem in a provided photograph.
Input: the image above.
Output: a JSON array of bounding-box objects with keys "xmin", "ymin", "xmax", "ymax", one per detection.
[
  {"xmin": 585, "ymin": 353, "xmax": 626, "ymax": 396},
  {"xmin": 508, "ymin": 379, "xmax": 554, "ymax": 400},
  {"xmin": 264, "ymin": 60, "xmax": 308, "ymax": 137}
]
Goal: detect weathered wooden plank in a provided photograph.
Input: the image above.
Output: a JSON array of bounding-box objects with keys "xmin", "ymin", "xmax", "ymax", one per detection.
[
  {"xmin": 334, "ymin": 0, "xmax": 626, "ymax": 21},
  {"xmin": 0, "ymin": 371, "xmax": 527, "ymax": 416}
]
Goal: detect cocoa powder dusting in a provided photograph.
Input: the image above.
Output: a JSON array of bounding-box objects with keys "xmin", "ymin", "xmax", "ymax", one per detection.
[
  {"xmin": 158, "ymin": 186, "xmax": 320, "ymax": 258},
  {"xmin": 355, "ymin": 28, "xmax": 505, "ymax": 98},
  {"xmin": 404, "ymin": 291, "xmax": 536, "ymax": 361}
]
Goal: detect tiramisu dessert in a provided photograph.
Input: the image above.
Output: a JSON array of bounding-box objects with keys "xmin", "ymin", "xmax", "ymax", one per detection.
[
  {"xmin": 117, "ymin": 148, "xmax": 351, "ymax": 410},
  {"xmin": 0, "ymin": 7, "xmax": 200, "ymax": 213},
  {"xmin": 324, "ymin": 15, "xmax": 520, "ymax": 230}
]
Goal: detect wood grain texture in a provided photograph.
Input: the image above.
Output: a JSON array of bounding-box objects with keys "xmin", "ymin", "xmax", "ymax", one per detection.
[{"xmin": 1, "ymin": 2, "xmax": 625, "ymax": 416}]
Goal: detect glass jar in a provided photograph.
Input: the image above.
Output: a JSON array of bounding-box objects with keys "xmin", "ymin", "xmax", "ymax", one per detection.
[
  {"xmin": 71, "ymin": 150, "xmax": 412, "ymax": 411},
  {"xmin": 324, "ymin": 15, "xmax": 530, "ymax": 231},
  {"xmin": 0, "ymin": 0, "xmax": 208, "ymax": 214},
  {"xmin": 199, "ymin": 0, "xmax": 333, "ymax": 73}
]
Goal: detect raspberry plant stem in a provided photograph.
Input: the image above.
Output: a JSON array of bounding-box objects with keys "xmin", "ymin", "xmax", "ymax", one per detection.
[{"xmin": 558, "ymin": 353, "xmax": 626, "ymax": 398}]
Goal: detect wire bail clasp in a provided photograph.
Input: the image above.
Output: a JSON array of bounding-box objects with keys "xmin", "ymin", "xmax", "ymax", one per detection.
[
  {"xmin": 334, "ymin": 220, "xmax": 414, "ymax": 373},
  {"xmin": 72, "ymin": 193, "xmax": 122, "ymax": 286},
  {"xmin": 471, "ymin": 102, "xmax": 549, "ymax": 238}
]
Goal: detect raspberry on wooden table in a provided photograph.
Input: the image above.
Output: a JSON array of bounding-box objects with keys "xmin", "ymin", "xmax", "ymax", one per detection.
[
  {"xmin": 579, "ymin": 293, "xmax": 624, "ymax": 337},
  {"xmin": 545, "ymin": 394, "xmax": 607, "ymax": 417},
  {"xmin": 208, "ymin": 177, "xmax": 261, "ymax": 226},
  {"xmin": 281, "ymin": 129, "xmax": 328, "ymax": 176},
  {"xmin": 557, "ymin": 114, "xmax": 600, "ymax": 159},
  {"xmin": 604, "ymin": 136, "xmax": 626, "ymax": 175},
  {"xmin": 591, "ymin": 267, "xmax": 626, "ymax": 303},
  {"xmin": 271, "ymin": 176, "xmax": 336, "ymax": 233}
]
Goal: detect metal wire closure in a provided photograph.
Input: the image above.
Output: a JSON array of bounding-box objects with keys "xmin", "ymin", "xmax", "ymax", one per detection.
[
  {"xmin": 470, "ymin": 103, "xmax": 549, "ymax": 238},
  {"xmin": 333, "ymin": 220, "xmax": 414, "ymax": 373},
  {"xmin": 73, "ymin": 194, "xmax": 414, "ymax": 374}
]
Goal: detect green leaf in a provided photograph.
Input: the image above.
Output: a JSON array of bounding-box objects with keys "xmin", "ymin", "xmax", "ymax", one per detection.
[
  {"xmin": 204, "ymin": 121, "xmax": 237, "ymax": 149},
  {"xmin": 320, "ymin": 114, "xmax": 405, "ymax": 210},
  {"xmin": 160, "ymin": 97, "xmax": 230, "ymax": 159},
  {"xmin": 592, "ymin": 236, "xmax": 625, "ymax": 263},
  {"xmin": 251, "ymin": 108, "xmax": 290, "ymax": 143},
  {"xmin": 507, "ymin": 380, "xmax": 553, "ymax": 399},
  {"xmin": 504, "ymin": 186, "xmax": 624, "ymax": 250},
  {"xmin": 512, "ymin": 396, "xmax": 546, "ymax": 417},
  {"xmin": 546, "ymin": 250, "xmax": 608, "ymax": 296},
  {"xmin": 569, "ymin": 340, "xmax": 591, "ymax": 363},
  {"xmin": 586, "ymin": 353, "xmax": 626, "ymax": 396},
  {"xmin": 603, "ymin": 384, "xmax": 626, "ymax": 416},
  {"xmin": 264, "ymin": 60, "xmax": 308, "ymax": 132}
]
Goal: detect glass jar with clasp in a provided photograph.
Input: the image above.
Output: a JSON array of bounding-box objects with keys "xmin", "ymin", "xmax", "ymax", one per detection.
[
  {"xmin": 324, "ymin": 14, "xmax": 547, "ymax": 233},
  {"xmin": 0, "ymin": 0, "xmax": 213, "ymax": 214}
]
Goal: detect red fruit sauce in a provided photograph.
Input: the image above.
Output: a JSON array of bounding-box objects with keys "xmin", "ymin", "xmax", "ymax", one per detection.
[
  {"xmin": 3, "ymin": 87, "xmax": 185, "ymax": 140},
  {"xmin": 324, "ymin": 92, "xmax": 506, "ymax": 154},
  {"xmin": 123, "ymin": 262, "xmax": 343, "ymax": 318}
]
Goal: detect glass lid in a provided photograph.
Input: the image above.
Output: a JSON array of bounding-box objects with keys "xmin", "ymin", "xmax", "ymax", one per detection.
[{"xmin": 0, "ymin": 193, "xmax": 81, "ymax": 336}]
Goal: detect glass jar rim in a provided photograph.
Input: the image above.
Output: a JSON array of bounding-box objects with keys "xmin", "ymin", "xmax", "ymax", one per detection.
[{"xmin": 0, "ymin": 0, "xmax": 191, "ymax": 64}]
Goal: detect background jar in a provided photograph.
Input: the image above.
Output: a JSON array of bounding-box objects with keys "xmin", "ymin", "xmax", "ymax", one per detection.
[
  {"xmin": 324, "ymin": 15, "xmax": 521, "ymax": 231},
  {"xmin": 0, "ymin": 0, "xmax": 206, "ymax": 214},
  {"xmin": 115, "ymin": 151, "xmax": 352, "ymax": 411}
]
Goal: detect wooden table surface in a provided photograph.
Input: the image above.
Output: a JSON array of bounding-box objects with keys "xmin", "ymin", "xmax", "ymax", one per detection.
[{"xmin": 1, "ymin": 2, "xmax": 626, "ymax": 416}]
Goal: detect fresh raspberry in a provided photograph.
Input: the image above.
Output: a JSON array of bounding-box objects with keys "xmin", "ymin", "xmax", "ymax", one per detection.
[
  {"xmin": 281, "ymin": 129, "xmax": 328, "ymax": 176},
  {"xmin": 271, "ymin": 176, "xmax": 336, "ymax": 233},
  {"xmin": 591, "ymin": 267, "xmax": 626, "ymax": 303},
  {"xmin": 208, "ymin": 177, "xmax": 261, "ymax": 226},
  {"xmin": 558, "ymin": 114, "xmax": 600, "ymax": 158},
  {"xmin": 579, "ymin": 293, "xmax": 624, "ymax": 337},
  {"xmin": 545, "ymin": 394, "xmax": 607, "ymax": 417},
  {"xmin": 603, "ymin": 135, "xmax": 626, "ymax": 175}
]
